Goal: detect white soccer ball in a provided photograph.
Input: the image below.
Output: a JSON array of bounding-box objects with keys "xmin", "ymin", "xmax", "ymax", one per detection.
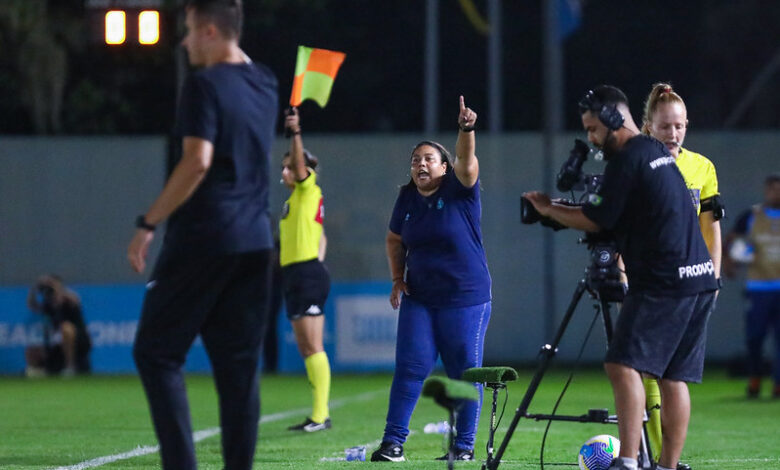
[{"xmin": 578, "ymin": 434, "xmax": 620, "ymax": 470}]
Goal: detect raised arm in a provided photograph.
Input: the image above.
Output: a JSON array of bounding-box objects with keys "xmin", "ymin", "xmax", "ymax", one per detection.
[
  {"xmin": 285, "ymin": 107, "xmax": 309, "ymax": 181},
  {"xmin": 454, "ymin": 95, "xmax": 479, "ymax": 188}
]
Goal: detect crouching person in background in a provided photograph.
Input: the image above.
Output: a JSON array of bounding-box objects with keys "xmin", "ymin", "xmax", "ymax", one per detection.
[{"xmin": 25, "ymin": 274, "xmax": 91, "ymax": 377}]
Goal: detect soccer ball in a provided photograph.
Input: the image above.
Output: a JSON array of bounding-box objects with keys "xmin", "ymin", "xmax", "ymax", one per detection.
[{"xmin": 578, "ymin": 434, "xmax": 620, "ymax": 470}]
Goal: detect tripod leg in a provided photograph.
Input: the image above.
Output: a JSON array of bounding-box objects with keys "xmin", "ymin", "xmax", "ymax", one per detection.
[
  {"xmin": 600, "ymin": 299, "xmax": 614, "ymax": 343},
  {"xmin": 486, "ymin": 387, "xmax": 499, "ymax": 460},
  {"xmin": 639, "ymin": 412, "xmax": 654, "ymax": 469},
  {"xmin": 485, "ymin": 279, "xmax": 588, "ymax": 470},
  {"xmin": 448, "ymin": 408, "xmax": 455, "ymax": 470}
]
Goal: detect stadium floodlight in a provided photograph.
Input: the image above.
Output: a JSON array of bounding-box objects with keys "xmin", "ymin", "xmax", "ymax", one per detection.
[
  {"xmin": 138, "ymin": 10, "xmax": 160, "ymax": 45},
  {"xmin": 105, "ymin": 10, "xmax": 126, "ymax": 45}
]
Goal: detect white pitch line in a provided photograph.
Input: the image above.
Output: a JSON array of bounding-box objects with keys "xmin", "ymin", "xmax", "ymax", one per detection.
[{"xmin": 51, "ymin": 389, "xmax": 385, "ymax": 470}]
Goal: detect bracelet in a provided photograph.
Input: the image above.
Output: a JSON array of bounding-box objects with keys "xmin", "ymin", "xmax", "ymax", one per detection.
[
  {"xmin": 459, "ymin": 125, "xmax": 475, "ymax": 132},
  {"xmin": 135, "ymin": 215, "xmax": 156, "ymax": 232}
]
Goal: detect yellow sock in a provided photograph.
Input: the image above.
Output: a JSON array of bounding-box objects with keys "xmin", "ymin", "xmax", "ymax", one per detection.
[
  {"xmin": 304, "ymin": 351, "xmax": 330, "ymax": 423},
  {"xmin": 644, "ymin": 377, "xmax": 662, "ymax": 461}
]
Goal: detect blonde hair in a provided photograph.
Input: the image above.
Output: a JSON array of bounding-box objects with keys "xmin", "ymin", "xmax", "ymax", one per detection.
[{"xmin": 641, "ymin": 82, "xmax": 686, "ymax": 135}]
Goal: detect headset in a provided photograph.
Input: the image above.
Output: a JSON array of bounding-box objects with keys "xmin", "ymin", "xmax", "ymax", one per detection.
[{"xmin": 578, "ymin": 89, "xmax": 625, "ymax": 131}]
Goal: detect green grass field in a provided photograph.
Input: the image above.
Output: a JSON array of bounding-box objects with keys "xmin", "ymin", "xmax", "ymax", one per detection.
[{"xmin": 1, "ymin": 369, "xmax": 778, "ymax": 469}]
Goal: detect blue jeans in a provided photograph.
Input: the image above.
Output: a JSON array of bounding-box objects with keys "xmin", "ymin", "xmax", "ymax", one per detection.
[
  {"xmin": 382, "ymin": 296, "xmax": 491, "ymax": 450},
  {"xmin": 745, "ymin": 290, "xmax": 780, "ymax": 383}
]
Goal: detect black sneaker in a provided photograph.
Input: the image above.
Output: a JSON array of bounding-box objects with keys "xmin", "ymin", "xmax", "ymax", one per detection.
[
  {"xmin": 435, "ymin": 448, "xmax": 474, "ymax": 461},
  {"xmin": 677, "ymin": 462, "xmax": 692, "ymax": 470},
  {"xmin": 370, "ymin": 441, "xmax": 405, "ymax": 462},
  {"xmin": 287, "ymin": 417, "xmax": 332, "ymax": 432}
]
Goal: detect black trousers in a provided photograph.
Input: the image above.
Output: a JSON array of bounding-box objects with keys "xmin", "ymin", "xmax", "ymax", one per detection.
[{"xmin": 133, "ymin": 249, "xmax": 272, "ymax": 470}]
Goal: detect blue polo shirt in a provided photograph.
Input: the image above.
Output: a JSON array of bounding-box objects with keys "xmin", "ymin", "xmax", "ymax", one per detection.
[
  {"xmin": 163, "ymin": 61, "xmax": 278, "ymax": 257},
  {"xmin": 389, "ymin": 171, "xmax": 491, "ymax": 308}
]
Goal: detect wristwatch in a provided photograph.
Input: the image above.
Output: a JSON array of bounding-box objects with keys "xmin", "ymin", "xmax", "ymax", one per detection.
[{"xmin": 135, "ymin": 215, "xmax": 156, "ymax": 232}]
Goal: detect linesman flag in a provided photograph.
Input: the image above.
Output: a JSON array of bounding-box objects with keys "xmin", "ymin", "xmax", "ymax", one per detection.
[{"xmin": 290, "ymin": 46, "xmax": 346, "ymax": 107}]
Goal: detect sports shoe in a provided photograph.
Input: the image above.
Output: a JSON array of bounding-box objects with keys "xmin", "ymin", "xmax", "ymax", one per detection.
[
  {"xmin": 607, "ymin": 457, "xmax": 635, "ymax": 470},
  {"xmin": 677, "ymin": 462, "xmax": 692, "ymax": 470},
  {"xmin": 287, "ymin": 417, "xmax": 331, "ymax": 432},
  {"xmin": 370, "ymin": 441, "xmax": 405, "ymax": 462},
  {"xmin": 435, "ymin": 448, "xmax": 474, "ymax": 461}
]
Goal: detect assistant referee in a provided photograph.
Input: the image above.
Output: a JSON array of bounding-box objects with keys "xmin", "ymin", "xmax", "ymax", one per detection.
[
  {"xmin": 279, "ymin": 108, "xmax": 332, "ymax": 432},
  {"xmin": 640, "ymin": 82, "xmax": 724, "ymax": 470}
]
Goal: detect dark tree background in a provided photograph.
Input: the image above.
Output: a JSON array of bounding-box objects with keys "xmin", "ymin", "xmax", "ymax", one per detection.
[{"xmin": 0, "ymin": 0, "xmax": 778, "ymax": 134}]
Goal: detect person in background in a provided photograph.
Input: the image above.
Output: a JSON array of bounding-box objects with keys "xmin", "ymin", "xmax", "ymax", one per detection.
[
  {"xmin": 723, "ymin": 173, "xmax": 780, "ymax": 399},
  {"xmin": 279, "ymin": 107, "xmax": 332, "ymax": 432},
  {"xmin": 25, "ymin": 274, "xmax": 91, "ymax": 377},
  {"xmin": 640, "ymin": 82, "xmax": 725, "ymax": 469}
]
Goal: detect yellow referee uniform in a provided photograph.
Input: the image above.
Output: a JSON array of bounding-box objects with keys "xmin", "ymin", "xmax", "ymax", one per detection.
[
  {"xmin": 280, "ymin": 171, "xmax": 324, "ymax": 267},
  {"xmin": 279, "ymin": 170, "xmax": 331, "ymax": 426},
  {"xmin": 675, "ymin": 147, "xmax": 719, "ymax": 214}
]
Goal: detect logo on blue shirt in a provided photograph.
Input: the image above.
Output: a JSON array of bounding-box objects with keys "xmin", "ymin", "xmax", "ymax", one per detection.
[
  {"xmin": 436, "ymin": 198, "xmax": 444, "ymax": 210},
  {"xmin": 404, "ymin": 213, "xmax": 410, "ymax": 221}
]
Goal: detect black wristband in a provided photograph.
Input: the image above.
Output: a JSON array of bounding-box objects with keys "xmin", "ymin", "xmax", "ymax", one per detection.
[
  {"xmin": 716, "ymin": 277, "xmax": 723, "ymax": 289},
  {"xmin": 459, "ymin": 125, "xmax": 475, "ymax": 132},
  {"xmin": 135, "ymin": 215, "xmax": 156, "ymax": 232}
]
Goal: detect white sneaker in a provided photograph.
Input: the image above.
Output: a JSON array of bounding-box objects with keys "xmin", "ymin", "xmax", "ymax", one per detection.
[{"xmin": 25, "ymin": 366, "xmax": 47, "ymax": 378}]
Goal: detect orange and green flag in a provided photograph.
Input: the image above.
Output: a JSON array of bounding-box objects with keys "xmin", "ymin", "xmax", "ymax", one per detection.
[{"xmin": 289, "ymin": 46, "xmax": 346, "ymax": 107}]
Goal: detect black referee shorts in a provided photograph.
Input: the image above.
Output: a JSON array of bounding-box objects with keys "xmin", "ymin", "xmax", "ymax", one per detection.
[
  {"xmin": 281, "ymin": 259, "xmax": 330, "ymax": 321},
  {"xmin": 606, "ymin": 290, "xmax": 716, "ymax": 383}
]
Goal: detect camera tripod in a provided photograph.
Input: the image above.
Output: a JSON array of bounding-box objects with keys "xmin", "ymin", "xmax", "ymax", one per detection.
[{"xmin": 483, "ymin": 265, "xmax": 654, "ymax": 470}]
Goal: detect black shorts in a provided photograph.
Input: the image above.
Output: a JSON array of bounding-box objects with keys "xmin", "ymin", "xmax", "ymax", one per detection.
[
  {"xmin": 282, "ymin": 259, "xmax": 330, "ymax": 321},
  {"xmin": 606, "ymin": 290, "xmax": 715, "ymax": 383}
]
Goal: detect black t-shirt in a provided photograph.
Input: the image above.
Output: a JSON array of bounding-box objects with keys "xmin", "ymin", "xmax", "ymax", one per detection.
[
  {"xmin": 163, "ymin": 61, "xmax": 278, "ymax": 256},
  {"xmin": 43, "ymin": 298, "xmax": 91, "ymax": 352},
  {"xmin": 582, "ymin": 135, "xmax": 717, "ymax": 296}
]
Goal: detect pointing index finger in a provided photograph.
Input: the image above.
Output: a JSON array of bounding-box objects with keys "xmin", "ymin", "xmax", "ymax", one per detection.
[{"xmin": 459, "ymin": 95, "xmax": 466, "ymax": 112}]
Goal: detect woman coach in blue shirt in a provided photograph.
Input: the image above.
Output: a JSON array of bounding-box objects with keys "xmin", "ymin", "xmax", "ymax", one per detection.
[{"xmin": 371, "ymin": 97, "xmax": 492, "ymax": 462}]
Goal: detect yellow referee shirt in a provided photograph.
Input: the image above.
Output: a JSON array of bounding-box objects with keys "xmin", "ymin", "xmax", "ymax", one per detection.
[
  {"xmin": 279, "ymin": 171, "xmax": 324, "ymax": 267},
  {"xmin": 675, "ymin": 147, "xmax": 719, "ymax": 215}
]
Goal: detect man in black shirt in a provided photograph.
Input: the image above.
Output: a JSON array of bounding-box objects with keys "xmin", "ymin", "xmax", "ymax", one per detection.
[
  {"xmin": 524, "ymin": 86, "xmax": 716, "ymax": 470},
  {"xmin": 126, "ymin": 1, "xmax": 277, "ymax": 469}
]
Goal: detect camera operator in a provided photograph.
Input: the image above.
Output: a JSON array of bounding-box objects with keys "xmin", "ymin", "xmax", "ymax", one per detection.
[
  {"xmin": 25, "ymin": 275, "xmax": 91, "ymax": 376},
  {"xmin": 523, "ymin": 85, "xmax": 717, "ymax": 470}
]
